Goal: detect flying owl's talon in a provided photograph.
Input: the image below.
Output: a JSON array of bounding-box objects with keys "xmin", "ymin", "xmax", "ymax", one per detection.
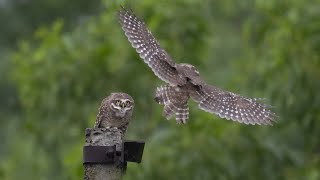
[{"xmin": 176, "ymin": 121, "xmax": 184, "ymax": 125}]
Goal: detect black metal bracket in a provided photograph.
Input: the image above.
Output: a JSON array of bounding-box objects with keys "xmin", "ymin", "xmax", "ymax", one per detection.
[
  {"xmin": 83, "ymin": 140, "xmax": 145, "ymax": 172},
  {"xmin": 123, "ymin": 140, "xmax": 145, "ymax": 163}
]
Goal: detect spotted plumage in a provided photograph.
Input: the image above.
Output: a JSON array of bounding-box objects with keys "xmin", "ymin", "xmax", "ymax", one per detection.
[
  {"xmin": 118, "ymin": 7, "xmax": 276, "ymax": 125},
  {"xmin": 95, "ymin": 93, "xmax": 134, "ymax": 135}
]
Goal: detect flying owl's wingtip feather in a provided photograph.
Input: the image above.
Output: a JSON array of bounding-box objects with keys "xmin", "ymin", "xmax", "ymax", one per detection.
[
  {"xmin": 118, "ymin": 6, "xmax": 127, "ymax": 17},
  {"xmin": 119, "ymin": 5, "xmax": 125, "ymax": 10}
]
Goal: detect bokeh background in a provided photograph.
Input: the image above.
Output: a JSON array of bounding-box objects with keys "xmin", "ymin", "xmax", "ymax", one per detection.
[{"xmin": 1, "ymin": 0, "xmax": 320, "ymax": 179}]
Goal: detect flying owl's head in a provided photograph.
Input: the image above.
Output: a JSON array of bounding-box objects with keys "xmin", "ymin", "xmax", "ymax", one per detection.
[
  {"xmin": 177, "ymin": 63, "xmax": 200, "ymax": 77},
  {"xmin": 176, "ymin": 63, "xmax": 203, "ymax": 85},
  {"xmin": 108, "ymin": 93, "xmax": 134, "ymax": 118}
]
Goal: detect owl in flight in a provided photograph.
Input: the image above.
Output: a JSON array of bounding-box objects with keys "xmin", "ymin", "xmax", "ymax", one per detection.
[{"xmin": 118, "ymin": 7, "xmax": 276, "ymax": 125}]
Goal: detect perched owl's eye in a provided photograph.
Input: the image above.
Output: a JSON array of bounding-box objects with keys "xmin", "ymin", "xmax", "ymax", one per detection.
[
  {"xmin": 115, "ymin": 100, "xmax": 121, "ymax": 106},
  {"xmin": 125, "ymin": 101, "xmax": 131, "ymax": 107}
]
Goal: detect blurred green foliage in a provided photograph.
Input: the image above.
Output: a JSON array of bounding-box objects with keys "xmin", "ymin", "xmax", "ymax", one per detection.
[{"xmin": 1, "ymin": 0, "xmax": 320, "ymax": 179}]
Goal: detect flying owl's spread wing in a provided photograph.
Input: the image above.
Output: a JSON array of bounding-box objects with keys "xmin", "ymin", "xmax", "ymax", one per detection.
[
  {"xmin": 155, "ymin": 85, "xmax": 189, "ymax": 124},
  {"xmin": 118, "ymin": 7, "xmax": 185, "ymax": 85},
  {"xmin": 190, "ymin": 84, "xmax": 276, "ymax": 125},
  {"xmin": 119, "ymin": 7, "xmax": 276, "ymax": 126}
]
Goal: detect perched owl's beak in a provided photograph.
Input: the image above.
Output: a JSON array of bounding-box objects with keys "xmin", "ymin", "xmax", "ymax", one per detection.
[{"xmin": 120, "ymin": 102, "xmax": 125, "ymax": 108}]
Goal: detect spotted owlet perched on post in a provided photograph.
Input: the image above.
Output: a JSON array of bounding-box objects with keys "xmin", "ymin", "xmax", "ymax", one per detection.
[
  {"xmin": 118, "ymin": 7, "xmax": 276, "ymax": 125},
  {"xmin": 95, "ymin": 92, "xmax": 134, "ymax": 135}
]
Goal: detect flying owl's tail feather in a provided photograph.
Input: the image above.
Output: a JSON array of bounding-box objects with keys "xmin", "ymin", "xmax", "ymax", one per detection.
[{"xmin": 175, "ymin": 105, "xmax": 189, "ymax": 124}]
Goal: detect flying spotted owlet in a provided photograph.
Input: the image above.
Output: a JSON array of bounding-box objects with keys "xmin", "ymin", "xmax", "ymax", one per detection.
[
  {"xmin": 118, "ymin": 7, "xmax": 276, "ymax": 125},
  {"xmin": 95, "ymin": 92, "xmax": 134, "ymax": 135}
]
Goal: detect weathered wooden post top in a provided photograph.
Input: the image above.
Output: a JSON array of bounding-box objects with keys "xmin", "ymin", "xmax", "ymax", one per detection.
[{"xmin": 83, "ymin": 93, "xmax": 145, "ymax": 180}]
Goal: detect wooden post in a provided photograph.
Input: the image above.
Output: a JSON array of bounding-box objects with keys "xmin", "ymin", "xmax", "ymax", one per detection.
[{"xmin": 84, "ymin": 128, "xmax": 123, "ymax": 180}]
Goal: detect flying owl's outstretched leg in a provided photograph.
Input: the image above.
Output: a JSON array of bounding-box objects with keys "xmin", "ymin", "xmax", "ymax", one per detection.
[
  {"xmin": 162, "ymin": 103, "xmax": 176, "ymax": 120},
  {"xmin": 155, "ymin": 85, "xmax": 190, "ymax": 124}
]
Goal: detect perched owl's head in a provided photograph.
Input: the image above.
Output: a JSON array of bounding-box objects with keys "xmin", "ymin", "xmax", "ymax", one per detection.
[{"xmin": 108, "ymin": 93, "xmax": 134, "ymax": 118}]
